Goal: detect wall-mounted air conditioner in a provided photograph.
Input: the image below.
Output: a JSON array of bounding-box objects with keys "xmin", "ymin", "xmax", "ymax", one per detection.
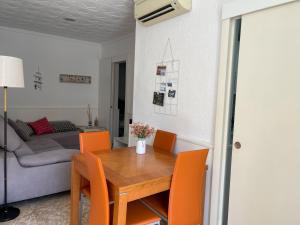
[{"xmin": 134, "ymin": 0, "xmax": 192, "ymax": 26}]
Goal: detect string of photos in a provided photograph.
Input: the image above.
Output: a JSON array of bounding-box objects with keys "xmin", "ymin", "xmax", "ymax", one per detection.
[
  {"xmin": 33, "ymin": 66, "xmax": 42, "ymax": 90},
  {"xmin": 153, "ymin": 38, "xmax": 180, "ymax": 116}
]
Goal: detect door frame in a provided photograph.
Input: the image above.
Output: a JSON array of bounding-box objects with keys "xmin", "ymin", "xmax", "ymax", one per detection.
[
  {"xmin": 110, "ymin": 55, "xmax": 129, "ymax": 140},
  {"xmin": 209, "ymin": 18, "xmax": 239, "ymax": 225},
  {"xmin": 111, "ymin": 60, "xmax": 126, "ymax": 139}
]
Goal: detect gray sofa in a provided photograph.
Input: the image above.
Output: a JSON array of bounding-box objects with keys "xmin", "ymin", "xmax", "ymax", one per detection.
[{"xmin": 0, "ymin": 117, "xmax": 80, "ymax": 204}]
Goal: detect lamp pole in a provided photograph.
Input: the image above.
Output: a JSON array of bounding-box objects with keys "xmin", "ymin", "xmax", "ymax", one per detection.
[
  {"xmin": 0, "ymin": 87, "xmax": 20, "ymax": 221},
  {"xmin": 0, "ymin": 55, "xmax": 23, "ymax": 222},
  {"xmin": 4, "ymin": 87, "xmax": 8, "ymax": 205}
]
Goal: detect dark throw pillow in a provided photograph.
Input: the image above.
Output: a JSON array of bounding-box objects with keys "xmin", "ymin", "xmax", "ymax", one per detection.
[
  {"xmin": 16, "ymin": 120, "xmax": 34, "ymax": 137},
  {"xmin": 8, "ymin": 119, "xmax": 31, "ymax": 141},
  {"xmin": 49, "ymin": 121, "xmax": 77, "ymax": 133}
]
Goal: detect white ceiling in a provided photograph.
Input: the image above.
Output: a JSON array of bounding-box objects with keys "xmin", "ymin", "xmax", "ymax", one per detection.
[{"xmin": 0, "ymin": 0, "xmax": 135, "ymax": 43}]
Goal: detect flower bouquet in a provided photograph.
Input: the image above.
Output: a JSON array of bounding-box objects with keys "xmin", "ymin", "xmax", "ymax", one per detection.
[{"xmin": 130, "ymin": 122, "xmax": 155, "ymax": 154}]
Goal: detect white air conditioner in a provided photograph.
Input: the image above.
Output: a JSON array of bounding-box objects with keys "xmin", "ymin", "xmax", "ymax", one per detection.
[{"xmin": 134, "ymin": 0, "xmax": 192, "ymax": 26}]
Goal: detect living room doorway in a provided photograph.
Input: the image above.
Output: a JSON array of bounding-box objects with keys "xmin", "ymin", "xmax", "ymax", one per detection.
[{"xmin": 111, "ymin": 61, "xmax": 126, "ymax": 139}]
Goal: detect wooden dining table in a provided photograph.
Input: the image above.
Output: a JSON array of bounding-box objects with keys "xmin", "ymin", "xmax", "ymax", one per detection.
[{"xmin": 70, "ymin": 146, "xmax": 176, "ymax": 225}]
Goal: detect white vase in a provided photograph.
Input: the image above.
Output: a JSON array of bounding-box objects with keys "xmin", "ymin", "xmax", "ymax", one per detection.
[{"xmin": 136, "ymin": 138, "xmax": 146, "ymax": 154}]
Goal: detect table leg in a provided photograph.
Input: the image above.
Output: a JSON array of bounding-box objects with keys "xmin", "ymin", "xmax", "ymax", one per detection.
[
  {"xmin": 71, "ymin": 161, "xmax": 81, "ymax": 225},
  {"xmin": 113, "ymin": 192, "xmax": 128, "ymax": 225}
]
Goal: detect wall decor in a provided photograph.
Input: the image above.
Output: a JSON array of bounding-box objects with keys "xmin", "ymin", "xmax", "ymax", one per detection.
[
  {"xmin": 59, "ymin": 74, "xmax": 91, "ymax": 84},
  {"xmin": 153, "ymin": 92, "xmax": 165, "ymax": 106},
  {"xmin": 168, "ymin": 90, "xmax": 176, "ymax": 98},
  {"xmin": 156, "ymin": 65, "xmax": 167, "ymax": 76},
  {"xmin": 33, "ymin": 66, "xmax": 42, "ymax": 90},
  {"xmin": 160, "ymin": 83, "xmax": 166, "ymax": 92},
  {"xmin": 154, "ymin": 38, "xmax": 180, "ymax": 115}
]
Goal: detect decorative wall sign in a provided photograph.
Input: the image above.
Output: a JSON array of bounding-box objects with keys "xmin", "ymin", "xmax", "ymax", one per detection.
[
  {"xmin": 33, "ymin": 66, "xmax": 43, "ymax": 90},
  {"xmin": 59, "ymin": 74, "xmax": 91, "ymax": 84}
]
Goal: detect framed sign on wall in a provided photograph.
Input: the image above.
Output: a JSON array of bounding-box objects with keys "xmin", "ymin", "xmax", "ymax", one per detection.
[{"xmin": 59, "ymin": 74, "xmax": 92, "ymax": 84}]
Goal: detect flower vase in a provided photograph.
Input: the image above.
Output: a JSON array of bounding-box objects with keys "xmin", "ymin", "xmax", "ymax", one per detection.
[{"xmin": 136, "ymin": 138, "xmax": 146, "ymax": 154}]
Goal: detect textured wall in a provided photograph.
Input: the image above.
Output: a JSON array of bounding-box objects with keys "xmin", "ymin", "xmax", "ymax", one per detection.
[
  {"xmin": 133, "ymin": 0, "xmax": 225, "ymax": 146},
  {"xmin": 99, "ymin": 34, "xmax": 135, "ymax": 137},
  {"xmin": 0, "ymin": 26, "xmax": 101, "ymax": 125},
  {"xmin": 132, "ymin": 1, "xmax": 225, "ymax": 224}
]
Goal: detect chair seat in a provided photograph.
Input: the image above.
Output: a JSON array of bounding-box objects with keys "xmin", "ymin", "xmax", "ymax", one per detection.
[
  {"xmin": 83, "ymin": 186, "xmax": 160, "ymax": 225},
  {"xmin": 141, "ymin": 191, "xmax": 169, "ymax": 218},
  {"xmin": 126, "ymin": 201, "xmax": 161, "ymax": 225}
]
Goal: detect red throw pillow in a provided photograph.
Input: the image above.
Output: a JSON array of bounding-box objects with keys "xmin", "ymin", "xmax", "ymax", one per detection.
[{"xmin": 29, "ymin": 117, "xmax": 54, "ymax": 135}]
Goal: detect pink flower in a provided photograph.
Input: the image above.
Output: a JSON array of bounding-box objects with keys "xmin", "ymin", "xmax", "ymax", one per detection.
[{"xmin": 130, "ymin": 122, "xmax": 155, "ymax": 139}]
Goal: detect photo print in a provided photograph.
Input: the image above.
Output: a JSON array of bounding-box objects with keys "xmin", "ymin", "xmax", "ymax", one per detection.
[
  {"xmin": 168, "ymin": 90, "xmax": 176, "ymax": 98},
  {"xmin": 153, "ymin": 92, "xmax": 165, "ymax": 106},
  {"xmin": 160, "ymin": 83, "xmax": 166, "ymax": 92},
  {"xmin": 156, "ymin": 65, "xmax": 167, "ymax": 76}
]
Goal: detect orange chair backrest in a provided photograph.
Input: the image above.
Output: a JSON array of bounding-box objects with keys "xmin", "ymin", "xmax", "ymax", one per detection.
[
  {"xmin": 153, "ymin": 130, "xmax": 177, "ymax": 153},
  {"xmin": 168, "ymin": 149, "xmax": 209, "ymax": 225},
  {"xmin": 79, "ymin": 131, "xmax": 111, "ymax": 154},
  {"xmin": 84, "ymin": 152, "xmax": 110, "ymax": 225}
]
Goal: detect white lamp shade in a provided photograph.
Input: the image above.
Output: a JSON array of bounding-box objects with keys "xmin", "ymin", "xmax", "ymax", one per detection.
[{"xmin": 0, "ymin": 56, "xmax": 24, "ymax": 88}]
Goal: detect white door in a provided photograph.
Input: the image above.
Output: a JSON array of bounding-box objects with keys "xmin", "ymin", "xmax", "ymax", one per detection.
[
  {"xmin": 99, "ymin": 57, "xmax": 112, "ymax": 131},
  {"xmin": 228, "ymin": 2, "xmax": 300, "ymax": 225}
]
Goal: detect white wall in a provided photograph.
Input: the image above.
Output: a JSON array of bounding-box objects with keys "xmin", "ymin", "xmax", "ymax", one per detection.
[
  {"xmin": 99, "ymin": 34, "xmax": 135, "ymax": 138},
  {"xmin": 132, "ymin": 0, "xmax": 225, "ymax": 224},
  {"xmin": 0, "ymin": 26, "xmax": 101, "ymax": 125},
  {"xmin": 133, "ymin": 0, "xmax": 225, "ymax": 147}
]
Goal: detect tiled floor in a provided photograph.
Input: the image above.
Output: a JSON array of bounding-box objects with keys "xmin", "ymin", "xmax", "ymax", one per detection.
[
  {"xmin": 2, "ymin": 193, "xmax": 166, "ymax": 225},
  {"xmin": 2, "ymin": 193, "xmax": 89, "ymax": 225}
]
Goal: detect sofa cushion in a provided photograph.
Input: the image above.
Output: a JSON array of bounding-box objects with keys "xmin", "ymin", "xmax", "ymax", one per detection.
[
  {"xmin": 17, "ymin": 148, "xmax": 79, "ymax": 167},
  {"xmin": 29, "ymin": 117, "xmax": 54, "ymax": 135},
  {"xmin": 0, "ymin": 116, "xmax": 23, "ymax": 152},
  {"xmin": 50, "ymin": 121, "xmax": 77, "ymax": 133},
  {"xmin": 26, "ymin": 138, "xmax": 62, "ymax": 153},
  {"xmin": 8, "ymin": 119, "xmax": 31, "ymax": 141},
  {"xmin": 16, "ymin": 120, "xmax": 34, "ymax": 136},
  {"xmin": 30, "ymin": 131, "xmax": 80, "ymax": 149}
]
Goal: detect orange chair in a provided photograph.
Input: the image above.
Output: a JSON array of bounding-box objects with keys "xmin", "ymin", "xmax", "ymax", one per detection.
[
  {"xmin": 79, "ymin": 131, "xmax": 111, "ymax": 198},
  {"xmin": 84, "ymin": 152, "xmax": 161, "ymax": 225},
  {"xmin": 142, "ymin": 149, "xmax": 209, "ymax": 225},
  {"xmin": 153, "ymin": 130, "xmax": 177, "ymax": 153},
  {"xmin": 79, "ymin": 131, "xmax": 111, "ymax": 153}
]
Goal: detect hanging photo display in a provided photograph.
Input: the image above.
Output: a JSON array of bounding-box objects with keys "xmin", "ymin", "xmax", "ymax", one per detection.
[
  {"xmin": 154, "ymin": 38, "xmax": 180, "ymax": 115},
  {"xmin": 153, "ymin": 92, "xmax": 165, "ymax": 106},
  {"xmin": 156, "ymin": 65, "xmax": 167, "ymax": 76}
]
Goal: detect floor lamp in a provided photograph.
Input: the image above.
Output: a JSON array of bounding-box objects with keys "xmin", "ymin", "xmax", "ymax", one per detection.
[{"xmin": 0, "ymin": 56, "xmax": 24, "ymax": 222}]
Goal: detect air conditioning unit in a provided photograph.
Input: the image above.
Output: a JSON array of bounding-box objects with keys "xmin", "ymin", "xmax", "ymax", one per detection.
[{"xmin": 134, "ymin": 0, "xmax": 192, "ymax": 26}]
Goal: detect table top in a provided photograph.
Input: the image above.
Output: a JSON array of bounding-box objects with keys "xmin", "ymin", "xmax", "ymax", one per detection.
[{"xmin": 94, "ymin": 146, "xmax": 176, "ymax": 187}]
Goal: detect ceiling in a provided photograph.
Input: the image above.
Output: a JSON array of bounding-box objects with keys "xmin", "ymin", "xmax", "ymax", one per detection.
[{"xmin": 0, "ymin": 0, "xmax": 135, "ymax": 43}]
